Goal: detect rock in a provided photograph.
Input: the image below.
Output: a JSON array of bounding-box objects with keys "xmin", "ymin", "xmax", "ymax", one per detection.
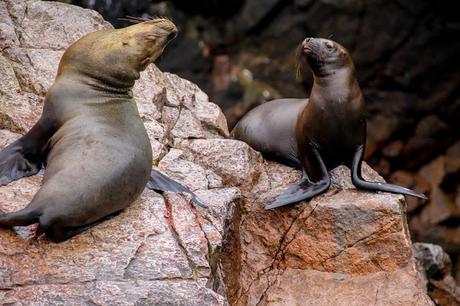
[
  {"xmin": 177, "ymin": 139, "xmax": 264, "ymax": 188},
  {"xmin": 408, "ymin": 142, "xmax": 460, "ymax": 281},
  {"xmin": 402, "ymin": 115, "xmax": 450, "ymax": 169},
  {"xmin": 413, "ymin": 243, "xmax": 460, "ymax": 305},
  {"xmin": 294, "ymin": 0, "xmax": 313, "ymax": 9},
  {"xmin": 382, "ymin": 140, "xmax": 404, "ymax": 158},
  {"xmin": 0, "ymin": 280, "xmax": 225, "ymax": 305},
  {"xmin": 220, "ymin": 159, "xmax": 433, "ymax": 305},
  {"xmin": 0, "ymin": 1, "xmax": 232, "ymax": 304},
  {"xmin": 212, "ymin": 55, "xmax": 233, "ymax": 93},
  {"xmin": 231, "ymin": 0, "xmax": 282, "ymax": 33},
  {"xmin": 158, "ymin": 149, "xmax": 209, "ymax": 191},
  {"xmin": 171, "ymin": 108, "xmax": 207, "ymax": 139},
  {"xmin": 365, "ymin": 113, "xmax": 400, "ymax": 159}
]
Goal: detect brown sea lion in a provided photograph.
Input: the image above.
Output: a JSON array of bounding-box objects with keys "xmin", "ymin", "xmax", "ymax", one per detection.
[
  {"xmin": 0, "ymin": 18, "xmax": 202, "ymax": 242},
  {"xmin": 232, "ymin": 37, "xmax": 428, "ymax": 209}
]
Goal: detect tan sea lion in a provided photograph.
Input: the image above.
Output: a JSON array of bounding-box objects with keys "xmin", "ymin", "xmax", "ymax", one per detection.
[
  {"xmin": 0, "ymin": 18, "xmax": 201, "ymax": 242},
  {"xmin": 232, "ymin": 37, "xmax": 428, "ymax": 209}
]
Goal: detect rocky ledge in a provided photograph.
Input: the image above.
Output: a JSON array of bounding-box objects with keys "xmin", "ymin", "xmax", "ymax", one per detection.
[{"xmin": 0, "ymin": 1, "xmax": 433, "ymax": 305}]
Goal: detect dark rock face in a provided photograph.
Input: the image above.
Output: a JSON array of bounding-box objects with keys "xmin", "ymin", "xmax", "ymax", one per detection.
[{"xmin": 414, "ymin": 243, "xmax": 460, "ymax": 305}]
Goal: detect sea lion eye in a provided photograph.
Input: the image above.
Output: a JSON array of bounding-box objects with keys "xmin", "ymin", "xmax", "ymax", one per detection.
[{"xmin": 325, "ymin": 41, "xmax": 333, "ymax": 49}]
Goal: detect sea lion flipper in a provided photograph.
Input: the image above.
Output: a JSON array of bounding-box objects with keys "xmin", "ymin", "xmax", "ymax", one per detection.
[
  {"xmin": 0, "ymin": 118, "xmax": 55, "ymax": 186},
  {"xmin": 265, "ymin": 179, "xmax": 326, "ymax": 209},
  {"xmin": 265, "ymin": 147, "xmax": 331, "ymax": 209},
  {"xmin": 0, "ymin": 139, "xmax": 42, "ymax": 186},
  {"xmin": 351, "ymin": 145, "xmax": 428, "ymax": 200},
  {"xmin": 0, "ymin": 207, "xmax": 39, "ymax": 227},
  {"xmin": 37, "ymin": 211, "xmax": 122, "ymax": 242},
  {"xmin": 147, "ymin": 169, "xmax": 207, "ymax": 208}
]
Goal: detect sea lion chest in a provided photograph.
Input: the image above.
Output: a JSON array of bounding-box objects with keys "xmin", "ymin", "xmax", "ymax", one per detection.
[
  {"xmin": 296, "ymin": 94, "xmax": 364, "ymax": 169},
  {"xmin": 43, "ymin": 80, "xmax": 152, "ymax": 195}
]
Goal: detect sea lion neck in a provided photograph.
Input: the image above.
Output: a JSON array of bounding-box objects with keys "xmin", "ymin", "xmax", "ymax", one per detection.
[
  {"xmin": 56, "ymin": 69, "xmax": 135, "ymax": 98},
  {"xmin": 310, "ymin": 65, "xmax": 364, "ymax": 111},
  {"xmin": 312, "ymin": 65, "xmax": 353, "ymax": 88}
]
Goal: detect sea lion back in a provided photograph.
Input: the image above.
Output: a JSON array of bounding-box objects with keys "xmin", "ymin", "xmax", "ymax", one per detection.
[{"xmin": 232, "ymin": 98, "xmax": 307, "ymax": 167}]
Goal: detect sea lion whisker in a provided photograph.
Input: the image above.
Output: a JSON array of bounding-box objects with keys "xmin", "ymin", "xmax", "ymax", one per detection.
[
  {"xmin": 294, "ymin": 44, "xmax": 305, "ymax": 80},
  {"xmin": 119, "ymin": 16, "xmax": 174, "ymax": 25},
  {"xmin": 295, "ymin": 62, "xmax": 302, "ymax": 81},
  {"xmin": 118, "ymin": 16, "xmax": 145, "ymax": 24},
  {"xmin": 141, "ymin": 15, "xmax": 175, "ymax": 24}
]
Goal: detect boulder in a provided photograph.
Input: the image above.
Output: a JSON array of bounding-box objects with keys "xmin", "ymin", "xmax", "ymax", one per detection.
[
  {"xmin": 216, "ymin": 161, "xmax": 434, "ymax": 305},
  {"xmin": 413, "ymin": 243, "xmax": 460, "ymax": 305}
]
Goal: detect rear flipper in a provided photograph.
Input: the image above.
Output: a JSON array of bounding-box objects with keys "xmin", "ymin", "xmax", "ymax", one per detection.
[
  {"xmin": 351, "ymin": 145, "xmax": 428, "ymax": 200},
  {"xmin": 0, "ymin": 140, "xmax": 42, "ymax": 186},
  {"xmin": 265, "ymin": 146, "xmax": 331, "ymax": 209},
  {"xmin": 0, "ymin": 116, "xmax": 56, "ymax": 186},
  {"xmin": 265, "ymin": 177, "xmax": 330, "ymax": 209},
  {"xmin": 147, "ymin": 169, "xmax": 207, "ymax": 208},
  {"xmin": 0, "ymin": 207, "xmax": 40, "ymax": 227},
  {"xmin": 0, "ymin": 208, "xmax": 118, "ymax": 243},
  {"xmin": 37, "ymin": 211, "xmax": 122, "ymax": 243}
]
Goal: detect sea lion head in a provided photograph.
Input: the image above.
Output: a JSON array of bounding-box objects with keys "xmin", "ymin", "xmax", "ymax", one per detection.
[
  {"xmin": 57, "ymin": 18, "xmax": 177, "ymax": 89},
  {"xmin": 298, "ymin": 38, "xmax": 352, "ymax": 77}
]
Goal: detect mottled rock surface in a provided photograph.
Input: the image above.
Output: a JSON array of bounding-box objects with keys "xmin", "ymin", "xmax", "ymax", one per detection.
[
  {"xmin": 414, "ymin": 243, "xmax": 460, "ymax": 306},
  {"xmin": 0, "ymin": 1, "xmax": 235, "ymax": 304},
  {"xmin": 213, "ymin": 160, "xmax": 433, "ymax": 305},
  {"xmin": 0, "ymin": 1, "xmax": 434, "ymax": 305}
]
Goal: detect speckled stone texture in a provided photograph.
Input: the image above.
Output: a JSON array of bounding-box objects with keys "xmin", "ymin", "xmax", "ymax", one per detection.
[{"xmin": 191, "ymin": 143, "xmax": 434, "ymax": 305}]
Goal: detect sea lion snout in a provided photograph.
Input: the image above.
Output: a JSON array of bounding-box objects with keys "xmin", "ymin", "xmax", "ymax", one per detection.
[
  {"xmin": 153, "ymin": 19, "xmax": 177, "ymax": 33},
  {"xmin": 149, "ymin": 19, "xmax": 177, "ymax": 46},
  {"xmin": 299, "ymin": 37, "xmax": 351, "ymax": 74},
  {"xmin": 302, "ymin": 38, "xmax": 335, "ymax": 53},
  {"xmin": 301, "ymin": 37, "xmax": 312, "ymax": 51},
  {"xmin": 302, "ymin": 37, "xmax": 311, "ymax": 45},
  {"xmin": 148, "ymin": 18, "xmax": 177, "ymax": 42}
]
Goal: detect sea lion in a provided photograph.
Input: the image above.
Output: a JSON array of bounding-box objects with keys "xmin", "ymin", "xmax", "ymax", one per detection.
[
  {"xmin": 0, "ymin": 18, "xmax": 200, "ymax": 242},
  {"xmin": 232, "ymin": 37, "xmax": 428, "ymax": 209}
]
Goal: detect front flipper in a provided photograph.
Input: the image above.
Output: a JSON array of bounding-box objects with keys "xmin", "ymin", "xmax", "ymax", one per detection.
[
  {"xmin": 265, "ymin": 147, "xmax": 331, "ymax": 209},
  {"xmin": 351, "ymin": 144, "xmax": 428, "ymax": 200},
  {"xmin": 0, "ymin": 140, "xmax": 42, "ymax": 186},
  {"xmin": 147, "ymin": 169, "xmax": 207, "ymax": 208},
  {"xmin": 0, "ymin": 117, "xmax": 56, "ymax": 186}
]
